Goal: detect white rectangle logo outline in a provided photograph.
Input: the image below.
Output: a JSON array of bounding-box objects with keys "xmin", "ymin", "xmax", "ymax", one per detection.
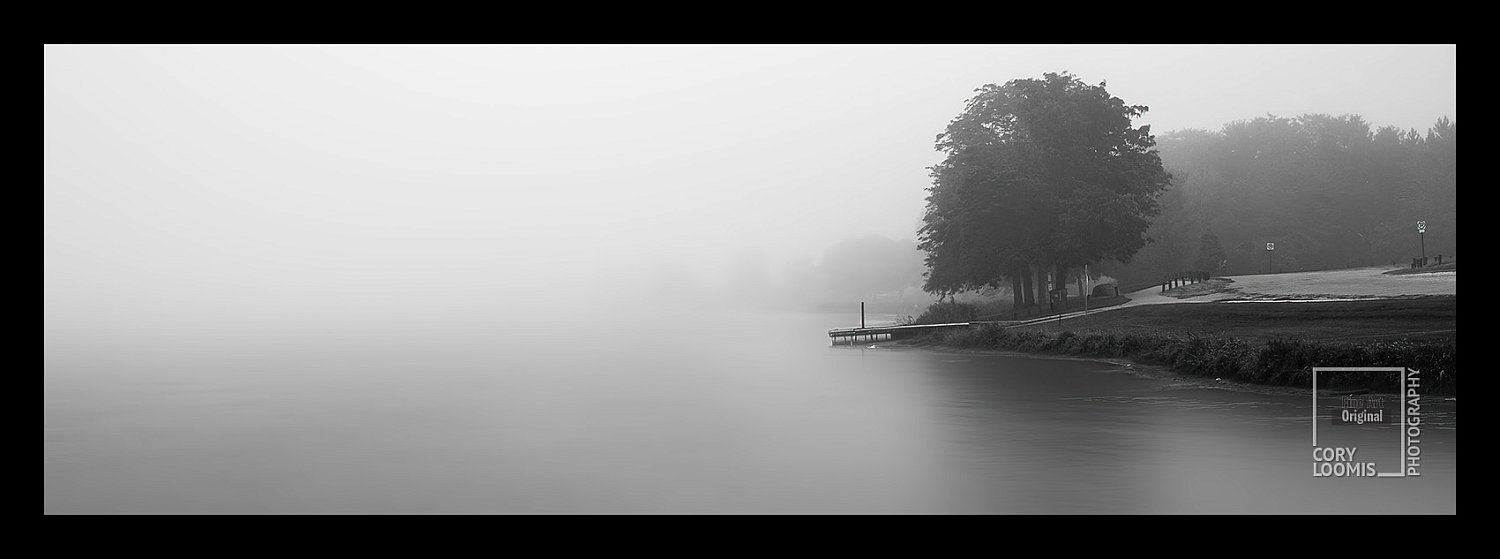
[{"xmin": 1312, "ymin": 367, "xmax": 1408, "ymax": 477}]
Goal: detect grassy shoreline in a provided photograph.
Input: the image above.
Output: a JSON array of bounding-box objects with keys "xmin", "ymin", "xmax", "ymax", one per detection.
[{"xmin": 899, "ymin": 296, "xmax": 1456, "ymax": 396}]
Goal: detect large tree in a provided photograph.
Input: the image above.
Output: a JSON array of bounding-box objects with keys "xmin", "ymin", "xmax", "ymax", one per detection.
[{"xmin": 919, "ymin": 72, "xmax": 1171, "ymax": 307}]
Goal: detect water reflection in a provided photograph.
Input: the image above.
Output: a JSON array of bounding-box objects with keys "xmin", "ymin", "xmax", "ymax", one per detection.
[
  {"xmin": 908, "ymin": 349, "xmax": 1456, "ymax": 513},
  {"xmin": 45, "ymin": 311, "xmax": 1454, "ymax": 513}
]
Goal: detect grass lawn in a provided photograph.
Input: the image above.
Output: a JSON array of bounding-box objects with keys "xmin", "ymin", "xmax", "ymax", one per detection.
[
  {"xmin": 977, "ymin": 294, "xmax": 1131, "ymax": 321},
  {"xmin": 1011, "ymin": 295, "xmax": 1456, "ymax": 343}
]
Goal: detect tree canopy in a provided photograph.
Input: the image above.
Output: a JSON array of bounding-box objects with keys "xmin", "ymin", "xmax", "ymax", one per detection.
[{"xmin": 918, "ymin": 72, "xmax": 1171, "ymax": 305}]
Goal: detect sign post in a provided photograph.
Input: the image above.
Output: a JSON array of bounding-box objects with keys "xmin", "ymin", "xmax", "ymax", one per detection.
[
  {"xmin": 1417, "ymin": 221, "xmax": 1427, "ymax": 266},
  {"xmin": 1266, "ymin": 242, "xmax": 1275, "ymax": 274}
]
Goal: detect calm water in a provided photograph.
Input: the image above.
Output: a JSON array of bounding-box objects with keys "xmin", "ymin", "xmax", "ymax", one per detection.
[{"xmin": 44, "ymin": 310, "xmax": 1456, "ymax": 513}]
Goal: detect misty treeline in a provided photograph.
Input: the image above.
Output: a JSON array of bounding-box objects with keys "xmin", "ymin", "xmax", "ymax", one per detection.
[
  {"xmin": 1097, "ymin": 114, "xmax": 1456, "ymax": 285},
  {"xmin": 917, "ymin": 73, "xmax": 1171, "ymax": 313},
  {"xmin": 637, "ymin": 235, "xmax": 928, "ymax": 315},
  {"xmin": 781, "ymin": 236, "xmax": 927, "ymax": 312}
]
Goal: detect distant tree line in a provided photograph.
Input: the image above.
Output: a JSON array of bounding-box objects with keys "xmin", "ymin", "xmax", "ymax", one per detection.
[
  {"xmin": 780, "ymin": 235, "xmax": 927, "ymax": 312},
  {"xmin": 1097, "ymin": 114, "xmax": 1457, "ymax": 284}
]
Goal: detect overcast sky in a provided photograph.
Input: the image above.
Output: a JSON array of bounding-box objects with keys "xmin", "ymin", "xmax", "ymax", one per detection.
[{"xmin": 44, "ymin": 44, "xmax": 1456, "ymax": 327}]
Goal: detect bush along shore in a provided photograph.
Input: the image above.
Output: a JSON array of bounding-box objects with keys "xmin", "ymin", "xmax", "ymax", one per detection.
[
  {"xmin": 901, "ymin": 296, "xmax": 1129, "ymax": 325},
  {"xmin": 914, "ymin": 324, "xmax": 1455, "ymax": 396}
]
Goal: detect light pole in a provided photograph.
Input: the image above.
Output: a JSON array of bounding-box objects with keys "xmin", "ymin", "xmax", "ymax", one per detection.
[
  {"xmin": 1417, "ymin": 220, "xmax": 1427, "ymax": 266},
  {"xmin": 1266, "ymin": 242, "xmax": 1275, "ymax": 274}
]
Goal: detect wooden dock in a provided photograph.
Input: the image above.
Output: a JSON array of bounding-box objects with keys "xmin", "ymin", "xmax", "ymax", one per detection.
[
  {"xmin": 828, "ymin": 314, "xmax": 1092, "ymax": 345},
  {"xmin": 827, "ymin": 322, "xmax": 975, "ymax": 344},
  {"xmin": 826, "ymin": 300, "xmax": 1041, "ymax": 345}
]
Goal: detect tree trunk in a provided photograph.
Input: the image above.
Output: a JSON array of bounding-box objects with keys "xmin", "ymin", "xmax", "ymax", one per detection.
[
  {"xmin": 1020, "ymin": 267, "xmax": 1034, "ymax": 309},
  {"xmin": 1055, "ymin": 263, "xmax": 1070, "ymax": 310},
  {"xmin": 1034, "ymin": 263, "xmax": 1048, "ymax": 312},
  {"xmin": 1010, "ymin": 266, "xmax": 1024, "ymax": 319}
]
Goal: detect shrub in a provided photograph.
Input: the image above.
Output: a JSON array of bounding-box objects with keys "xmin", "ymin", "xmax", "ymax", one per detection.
[
  {"xmin": 914, "ymin": 301, "xmax": 981, "ymax": 325},
  {"xmin": 910, "ymin": 321, "xmax": 1454, "ymax": 395}
]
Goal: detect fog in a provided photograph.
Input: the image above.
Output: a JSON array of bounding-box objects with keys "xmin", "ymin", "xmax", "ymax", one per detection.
[
  {"xmin": 45, "ymin": 45, "xmax": 1459, "ymax": 515},
  {"xmin": 45, "ymin": 45, "xmax": 1456, "ymax": 335}
]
